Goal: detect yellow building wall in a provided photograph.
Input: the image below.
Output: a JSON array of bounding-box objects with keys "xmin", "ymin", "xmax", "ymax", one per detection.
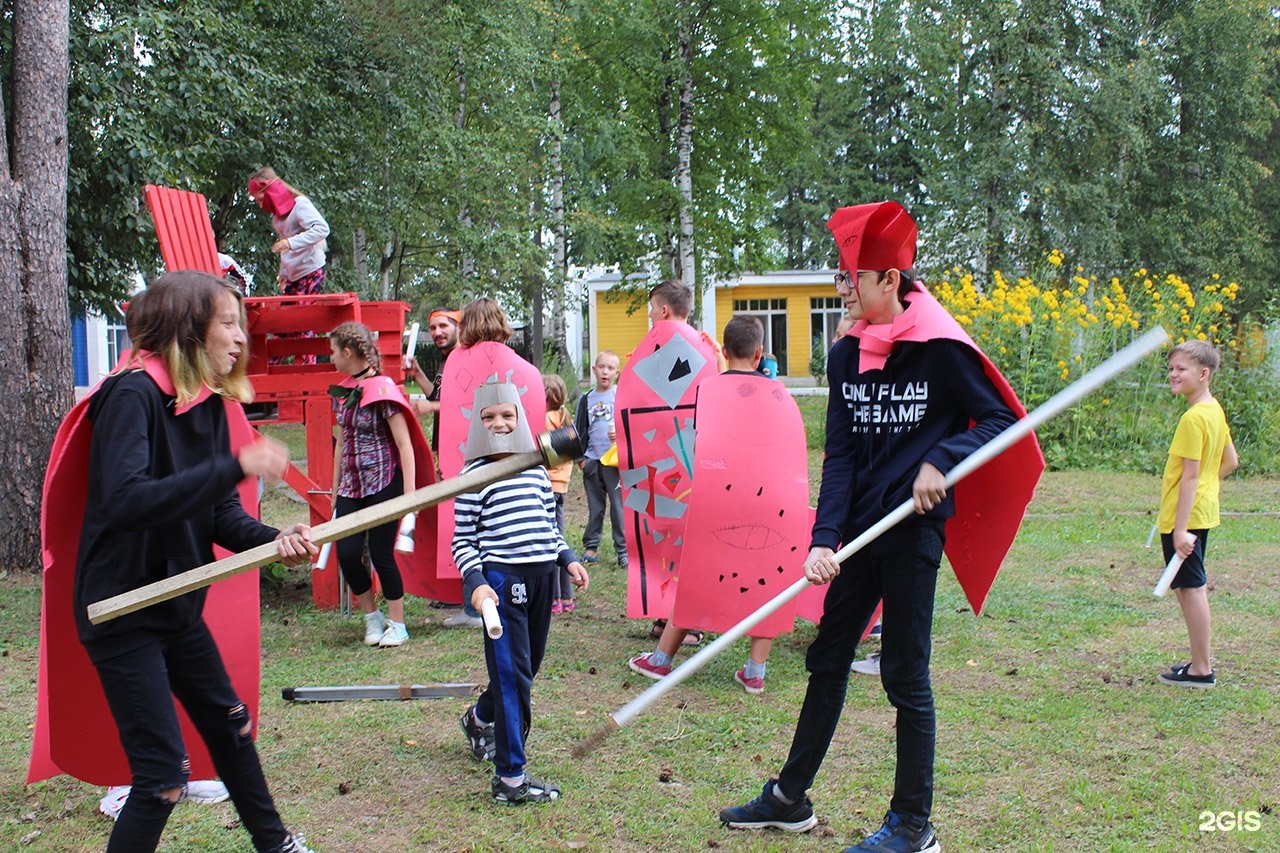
[
  {"xmin": 593, "ymin": 291, "xmax": 651, "ymax": 362},
  {"xmin": 715, "ymin": 284, "xmax": 837, "ymax": 377}
]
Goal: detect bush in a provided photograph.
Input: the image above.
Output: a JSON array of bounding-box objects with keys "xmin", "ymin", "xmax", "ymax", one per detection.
[{"xmin": 917, "ymin": 255, "xmax": 1279, "ymax": 473}]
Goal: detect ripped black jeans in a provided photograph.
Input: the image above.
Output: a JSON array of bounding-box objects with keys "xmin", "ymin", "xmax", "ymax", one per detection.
[{"xmin": 93, "ymin": 621, "xmax": 290, "ymax": 853}]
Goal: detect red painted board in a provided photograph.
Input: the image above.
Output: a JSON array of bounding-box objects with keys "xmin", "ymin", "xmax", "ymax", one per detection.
[
  {"xmin": 671, "ymin": 374, "xmax": 810, "ymax": 637},
  {"xmin": 434, "ymin": 342, "xmax": 546, "ymax": 579},
  {"xmin": 143, "ymin": 185, "xmax": 220, "ymax": 275},
  {"xmin": 615, "ymin": 321, "xmax": 719, "ymax": 618}
]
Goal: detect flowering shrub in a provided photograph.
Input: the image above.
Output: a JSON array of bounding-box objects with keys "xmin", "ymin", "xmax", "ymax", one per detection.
[{"xmin": 926, "ymin": 256, "xmax": 1278, "ymax": 473}]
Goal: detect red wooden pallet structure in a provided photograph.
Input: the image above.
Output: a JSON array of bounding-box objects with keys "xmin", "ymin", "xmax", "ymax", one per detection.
[{"xmin": 144, "ymin": 184, "xmax": 413, "ymax": 608}]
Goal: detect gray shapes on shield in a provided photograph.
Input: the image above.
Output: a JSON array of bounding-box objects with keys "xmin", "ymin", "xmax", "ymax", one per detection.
[
  {"xmin": 624, "ymin": 488, "xmax": 652, "ymax": 512},
  {"xmin": 631, "ymin": 333, "xmax": 709, "ymax": 409},
  {"xmin": 620, "ymin": 466, "xmax": 649, "ymax": 488},
  {"xmin": 667, "ymin": 426, "xmax": 696, "ymax": 472},
  {"xmin": 653, "ymin": 495, "xmax": 687, "ymax": 520}
]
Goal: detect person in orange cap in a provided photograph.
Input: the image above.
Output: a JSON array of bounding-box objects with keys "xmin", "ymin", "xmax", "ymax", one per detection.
[{"xmin": 720, "ymin": 201, "xmax": 1043, "ymax": 853}]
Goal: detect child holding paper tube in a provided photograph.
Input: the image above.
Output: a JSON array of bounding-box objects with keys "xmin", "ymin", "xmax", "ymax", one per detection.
[
  {"xmin": 1155, "ymin": 340, "xmax": 1238, "ymax": 688},
  {"xmin": 453, "ymin": 381, "xmax": 589, "ymax": 804},
  {"xmin": 328, "ymin": 322, "xmax": 417, "ymax": 647}
]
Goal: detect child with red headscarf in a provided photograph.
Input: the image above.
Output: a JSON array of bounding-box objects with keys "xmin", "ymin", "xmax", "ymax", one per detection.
[{"xmin": 247, "ymin": 166, "xmax": 329, "ymax": 296}]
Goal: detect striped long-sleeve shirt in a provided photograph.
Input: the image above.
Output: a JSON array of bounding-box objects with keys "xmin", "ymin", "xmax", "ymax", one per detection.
[{"xmin": 452, "ymin": 459, "xmax": 577, "ymax": 596}]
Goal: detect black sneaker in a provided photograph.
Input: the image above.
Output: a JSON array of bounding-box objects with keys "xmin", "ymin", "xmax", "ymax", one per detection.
[
  {"xmin": 460, "ymin": 705, "xmax": 496, "ymax": 761},
  {"xmin": 847, "ymin": 811, "xmax": 940, "ymax": 853},
  {"xmin": 719, "ymin": 779, "xmax": 818, "ymax": 832},
  {"xmin": 1158, "ymin": 663, "xmax": 1216, "ymax": 688},
  {"xmin": 491, "ymin": 774, "xmax": 560, "ymax": 804}
]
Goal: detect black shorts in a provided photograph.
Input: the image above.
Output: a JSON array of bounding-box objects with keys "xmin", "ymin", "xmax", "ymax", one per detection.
[{"xmin": 1160, "ymin": 528, "xmax": 1209, "ymax": 589}]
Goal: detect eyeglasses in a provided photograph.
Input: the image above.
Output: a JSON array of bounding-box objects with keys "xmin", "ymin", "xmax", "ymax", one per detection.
[{"xmin": 834, "ymin": 270, "xmax": 886, "ymax": 292}]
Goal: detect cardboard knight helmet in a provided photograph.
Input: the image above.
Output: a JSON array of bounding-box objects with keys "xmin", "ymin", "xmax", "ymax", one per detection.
[{"xmin": 464, "ymin": 381, "xmax": 537, "ymax": 461}]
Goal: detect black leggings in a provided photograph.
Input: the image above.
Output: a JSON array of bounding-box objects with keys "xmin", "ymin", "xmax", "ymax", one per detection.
[{"xmin": 335, "ymin": 470, "xmax": 405, "ymax": 600}]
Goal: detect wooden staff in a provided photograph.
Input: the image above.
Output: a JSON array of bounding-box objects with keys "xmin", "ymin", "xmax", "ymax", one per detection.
[
  {"xmin": 574, "ymin": 326, "xmax": 1170, "ymax": 756},
  {"xmin": 87, "ymin": 426, "xmax": 582, "ymax": 625}
]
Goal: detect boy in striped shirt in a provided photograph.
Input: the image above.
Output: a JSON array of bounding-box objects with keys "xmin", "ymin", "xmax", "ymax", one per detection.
[{"xmin": 453, "ymin": 382, "xmax": 590, "ymax": 804}]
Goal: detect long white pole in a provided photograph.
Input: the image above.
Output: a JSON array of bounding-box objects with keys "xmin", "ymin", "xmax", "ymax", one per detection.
[{"xmin": 605, "ymin": 326, "xmax": 1170, "ymax": 730}]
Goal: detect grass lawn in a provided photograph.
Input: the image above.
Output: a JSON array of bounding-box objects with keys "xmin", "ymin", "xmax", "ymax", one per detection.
[{"xmin": 2, "ymin": 444, "xmax": 1278, "ymax": 850}]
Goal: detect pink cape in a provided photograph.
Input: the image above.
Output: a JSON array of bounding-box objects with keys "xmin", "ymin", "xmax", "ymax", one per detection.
[
  {"xmin": 848, "ymin": 282, "xmax": 1045, "ymax": 615},
  {"xmin": 336, "ymin": 375, "xmax": 460, "ymax": 603},
  {"xmin": 671, "ymin": 374, "xmax": 810, "ymax": 637},
  {"xmin": 434, "ymin": 342, "xmax": 545, "ymax": 580},
  {"xmin": 29, "ymin": 360, "xmax": 263, "ymax": 785},
  {"xmin": 616, "ymin": 321, "xmax": 719, "ymax": 618}
]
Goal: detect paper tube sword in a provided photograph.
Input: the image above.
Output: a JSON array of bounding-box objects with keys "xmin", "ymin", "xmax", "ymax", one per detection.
[
  {"xmin": 480, "ymin": 598, "xmax": 503, "ymax": 639},
  {"xmin": 87, "ymin": 426, "xmax": 582, "ymax": 625},
  {"xmin": 1153, "ymin": 550, "xmax": 1189, "ymax": 597},
  {"xmin": 574, "ymin": 326, "xmax": 1170, "ymax": 756}
]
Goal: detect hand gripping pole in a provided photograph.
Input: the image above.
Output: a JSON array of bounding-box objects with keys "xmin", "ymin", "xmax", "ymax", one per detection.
[
  {"xmin": 87, "ymin": 427, "xmax": 582, "ymax": 625},
  {"xmin": 574, "ymin": 326, "xmax": 1170, "ymax": 755}
]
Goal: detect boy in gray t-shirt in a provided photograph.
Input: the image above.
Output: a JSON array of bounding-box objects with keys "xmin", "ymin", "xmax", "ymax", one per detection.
[{"xmin": 572, "ymin": 351, "xmax": 626, "ymax": 567}]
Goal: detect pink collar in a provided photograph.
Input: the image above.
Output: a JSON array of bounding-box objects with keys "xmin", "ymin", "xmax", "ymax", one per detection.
[
  {"xmin": 849, "ymin": 293, "xmax": 925, "ymax": 372},
  {"xmin": 120, "ymin": 350, "xmax": 215, "ymax": 415}
]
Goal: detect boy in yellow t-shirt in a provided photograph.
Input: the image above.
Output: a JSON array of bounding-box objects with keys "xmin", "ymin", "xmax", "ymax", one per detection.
[{"xmin": 1157, "ymin": 341, "xmax": 1238, "ymax": 688}]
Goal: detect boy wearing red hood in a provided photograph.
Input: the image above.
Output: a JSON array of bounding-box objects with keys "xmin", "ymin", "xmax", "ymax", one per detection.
[{"xmin": 721, "ymin": 201, "xmax": 1041, "ymax": 853}]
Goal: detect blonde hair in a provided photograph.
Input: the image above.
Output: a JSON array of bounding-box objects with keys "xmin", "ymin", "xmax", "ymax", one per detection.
[
  {"xmin": 122, "ymin": 271, "xmax": 253, "ymax": 405},
  {"xmin": 459, "ymin": 297, "xmax": 514, "ymax": 347},
  {"xmin": 1170, "ymin": 340, "xmax": 1221, "ymax": 374},
  {"xmin": 248, "ymin": 165, "xmax": 302, "ymax": 197},
  {"xmin": 328, "ymin": 321, "xmax": 382, "ymax": 373}
]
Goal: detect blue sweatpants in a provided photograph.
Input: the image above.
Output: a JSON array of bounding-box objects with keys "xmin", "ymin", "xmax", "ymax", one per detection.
[{"xmin": 475, "ymin": 565, "xmax": 554, "ymax": 778}]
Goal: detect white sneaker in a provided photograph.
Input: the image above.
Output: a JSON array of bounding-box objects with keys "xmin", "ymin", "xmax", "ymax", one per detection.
[
  {"xmin": 442, "ymin": 610, "xmax": 482, "ymax": 629},
  {"xmin": 280, "ymin": 832, "xmax": 317, "ymax": 852},
  {"xmin": 378, "ymin": 620, "xmax": 410, "ymax": 647},
  {"xmin": 99, "ymin": 780, "xmax": 229, "ymax": 820},
  {"xmin": 99, "ymin": 786, "xmax": 130, "ymax": 820},
  {"xmin": 363, "ymin": 610, "xmax": 387, "ymax": 645},
  {"xmin": 180, "ymin": 779, "xmax": 230, "ymax": 803},
  {"xmin": 851, "ymin": 652, "xmax": 881, "ymax": 676}
]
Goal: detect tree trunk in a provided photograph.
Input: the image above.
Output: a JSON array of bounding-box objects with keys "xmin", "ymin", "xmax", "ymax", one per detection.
[
  {"xmin": 548, "ymin": 75, "xmax": 571, "ymax": 368},
  {"xmin": 0, "ymin": 0, "xmax": 73, "ymax": 571},
  {"xmin": 456, "ymin": 55, "xmax": 475, "ymax": 282},
  {"xmin": 352, "ymin": 227, "xmax": 370, "ymax": 292},
  {"xmin": 675, "ymin": 18, "xmax": 697, "ymax": 320}
]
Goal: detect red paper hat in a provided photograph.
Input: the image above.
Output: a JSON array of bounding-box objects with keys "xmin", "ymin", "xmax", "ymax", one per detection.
[{"xmin": 826, "ymin": 201, "xmax": 917, "ymax": 272}]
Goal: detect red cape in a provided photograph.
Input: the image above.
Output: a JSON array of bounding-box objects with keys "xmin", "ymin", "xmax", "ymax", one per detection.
[
  {"xmin": 337, "ymin": 374, "xmax": 460, "ymax": 603},
  {"xmin": 848, "ymin": 282, "xmax": 1045, "ymax": 615},
  {"xmin": 29, "ymin": 365, "xmax": 262, "ymax": 785}
]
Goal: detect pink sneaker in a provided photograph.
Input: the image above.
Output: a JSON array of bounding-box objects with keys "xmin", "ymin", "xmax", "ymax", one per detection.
[
  {"xmin": 551, "ymin": 601, "xmax": 564, "ymax": 614},
  {"xmin": 562, "ymin": 600, "xmax": 576, "ymax": 613},
  {"xmin": 628, "ymin": 652, "xmax": 672, "ymax": 680},
  {"xmin": 734, "ymin": 669, "xmax": 765, "ymax": 695}
]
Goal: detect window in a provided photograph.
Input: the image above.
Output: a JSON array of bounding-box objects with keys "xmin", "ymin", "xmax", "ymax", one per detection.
[
  {"xmin": 106, "ymin": 317, "xmax": 130, "ymax": 368},
  {"xmin": 732, "ymin": 298, "xmax": 788, "ymax": 375},
  {"xmin": 810, "ymin": 297, "xmax": 847, "ymax": 349}
]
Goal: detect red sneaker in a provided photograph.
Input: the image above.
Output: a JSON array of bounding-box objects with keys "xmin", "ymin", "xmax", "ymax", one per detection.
[
  {"xmin": 734, "ymin": 669, "xmax": 765, "ymax": 695},
  {"xmin": 628, "ymin": 652, "xmax": 672, "ymax": 680}
]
